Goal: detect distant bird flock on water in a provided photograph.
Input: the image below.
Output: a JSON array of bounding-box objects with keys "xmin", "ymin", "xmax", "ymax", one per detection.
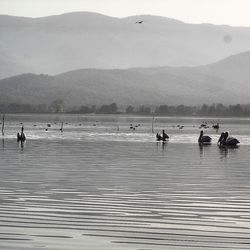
[
  {"xmin": 0, "ymin": 115, "xmax": 241, "ymax": 148},
  {"xmin": 14, "ymin": 122, "xmax": 241, "ymax": 147}
]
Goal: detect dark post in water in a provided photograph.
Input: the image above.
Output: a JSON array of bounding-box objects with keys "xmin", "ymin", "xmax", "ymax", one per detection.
[{"xmin": 1, "ymin": 114, "xmax": 5, "ymax": 136}]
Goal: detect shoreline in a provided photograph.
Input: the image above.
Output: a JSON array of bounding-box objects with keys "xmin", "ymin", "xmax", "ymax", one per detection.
[{"xmin": 2, "ymin": 112, "xmax": 250, "ymax": 120}]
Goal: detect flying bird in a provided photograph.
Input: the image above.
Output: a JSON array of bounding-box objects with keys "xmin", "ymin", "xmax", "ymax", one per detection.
[{"xmin": 135, "ymin": 21, "xmax": 144, "ymax": 24}]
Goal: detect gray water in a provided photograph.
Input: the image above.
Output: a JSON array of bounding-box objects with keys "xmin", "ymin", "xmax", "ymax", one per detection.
[{"xmin": 0, "ymin": 114, "xmax": 250, "ymax": 250}]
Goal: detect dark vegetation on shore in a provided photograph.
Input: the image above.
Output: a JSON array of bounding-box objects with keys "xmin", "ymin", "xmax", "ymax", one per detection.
[{"xmin": 1, "ymin": 101, "xmax": 250, "ymax": 117}]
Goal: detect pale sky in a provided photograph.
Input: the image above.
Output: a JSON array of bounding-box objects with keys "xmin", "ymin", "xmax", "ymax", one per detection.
[{"xmin": 1, "ymin": 0, "xmax": 250, "ymax": 27}]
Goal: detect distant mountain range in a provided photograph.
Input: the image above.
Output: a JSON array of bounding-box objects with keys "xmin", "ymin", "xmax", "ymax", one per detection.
[
  {"xmin": 1, "ymin": 51, "xmax": 250, "ymax": 106},
  {"xmin": 1, "ymin": 12, "xmax": 250, "ymax": 79}
]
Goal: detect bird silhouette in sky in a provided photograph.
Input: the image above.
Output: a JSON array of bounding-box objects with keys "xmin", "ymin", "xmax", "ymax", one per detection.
[{"xmin": 135, "ymin": 21, "xmax": 144, "ymax": 24}]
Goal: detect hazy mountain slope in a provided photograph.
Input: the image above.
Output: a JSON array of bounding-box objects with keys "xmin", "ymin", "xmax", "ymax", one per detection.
[
  {"xmin": 0, "ymin": 51, "xmax": 250, "ymax": 106},
  {"xmin": 1, "ymin": 12, "xmax": 250, "ymax": 78},
  {"xmin": 200, "ymin": 51, "xmax": 250, "ymax": 83}
]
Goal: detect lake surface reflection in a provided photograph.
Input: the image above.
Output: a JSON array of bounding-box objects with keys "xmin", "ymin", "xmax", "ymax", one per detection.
[{"xmin": 0, "ymin": 114, "xmax": 250, "ymax": 250}]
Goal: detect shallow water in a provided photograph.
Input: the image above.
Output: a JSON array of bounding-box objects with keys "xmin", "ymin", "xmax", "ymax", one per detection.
[{"xmin": 0, "ymin": 114, "xmax": 250, "ymax": 250}]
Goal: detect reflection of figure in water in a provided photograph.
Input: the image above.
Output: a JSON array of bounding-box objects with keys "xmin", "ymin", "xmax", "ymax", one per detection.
[
  {"xmin": 199, "ymin": 143, "xmax": 204, "ymax": 157},
  {"xmin": 19, "ymin": 140, "xmax": 25, "ymax": 150},
  {"xmin": 161, "ymin": 141, "xmax": 167, "ymax": 150},
  {"xmin": 156, "ymin": 129, "xmax": 169, "ymax": 141},
  {"xmin": 156, "ymin": 140, "xmax": 167, "ymax": 151},
  {"xmin": 1, "ymin": 138, "xmax": 4, "ymax": 150},
  {"xmin": 17, "ymin": 126, "xmax": 26, "ymax": 142},
  {"xmin": 198, "ymin": 143, "xmax": 211, "ymax": 158},
  {"xmin": 218, "ymin": 144, "xmax": 228, "ymax": 158}
]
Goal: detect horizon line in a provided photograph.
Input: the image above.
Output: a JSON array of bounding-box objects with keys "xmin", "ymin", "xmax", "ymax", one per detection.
[{"xmin": 1, "ymin": 11, "xmax": 250, "ymax": 29}]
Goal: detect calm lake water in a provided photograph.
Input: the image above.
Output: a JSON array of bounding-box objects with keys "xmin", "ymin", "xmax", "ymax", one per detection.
[{"xmin": 0, "ymin": 114, "xmax": 250, "ymax": 250}]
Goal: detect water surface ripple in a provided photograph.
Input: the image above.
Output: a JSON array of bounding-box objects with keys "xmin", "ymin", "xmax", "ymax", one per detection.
[{"xmin": 0, "ymin": 115, "xmax": 250, "ymax": 249}]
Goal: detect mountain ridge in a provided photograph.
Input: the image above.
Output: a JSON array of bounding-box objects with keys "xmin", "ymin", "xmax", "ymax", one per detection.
[
  {"xmin": 1, "ymin": 12, "xmax": 250, "ymax": 79},
  {"xmin": 0, "ymin": 50, "xmax": 250, "ymax": 106}
]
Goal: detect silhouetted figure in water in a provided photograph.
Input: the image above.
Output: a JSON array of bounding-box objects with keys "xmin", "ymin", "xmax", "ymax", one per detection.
[
  {"xmin": 156, "ymin": 130, "xmax": 169, "ymax": 141},
  {"xmin": 162, "ymin": 130, "xmax": 169, "ymax": 140},
  {"xmin": 156, "ymin": 133, "xmax": 161, "ymax": 141},
  {"xmin": 17, "ymin": 126, "xmax": 26, "ymax": 142},
  {"xmin": 198, "ymin": 130, "xmax": 211, "ymax": 145},
  {"xmin": 135, "ymin": 21, "xmax": 144, "ymax": 24},
  {"xmin": 212, "ymin": 123, "xmax": 219, "ymax": 130},
  {"xmin": 218, "ymin": 132, "xmax": 240, "ymax": 147},
  {"xmin": 60, "ymin": 122, "xmax": 63, "ymax": 132}
]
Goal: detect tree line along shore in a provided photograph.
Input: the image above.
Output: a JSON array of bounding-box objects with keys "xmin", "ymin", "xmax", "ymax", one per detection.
[{"xmin": 1, "ymin": 101, "xmax": 250, "ymax": 117}]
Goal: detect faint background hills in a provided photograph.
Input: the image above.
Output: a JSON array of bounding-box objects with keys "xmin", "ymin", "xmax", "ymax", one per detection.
[
  {"xmin": 1, "ymin": 51, "xmax": 250, "ymax": 106},
  {"xmin": 1, "ymin": 12, "xmax": 250, "ymax": 79}
]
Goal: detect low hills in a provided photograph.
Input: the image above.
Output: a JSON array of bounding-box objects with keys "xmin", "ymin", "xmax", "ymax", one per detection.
[{"xmin": 0, "ymin": 51, "xmax": 250, "ymax": 106}]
